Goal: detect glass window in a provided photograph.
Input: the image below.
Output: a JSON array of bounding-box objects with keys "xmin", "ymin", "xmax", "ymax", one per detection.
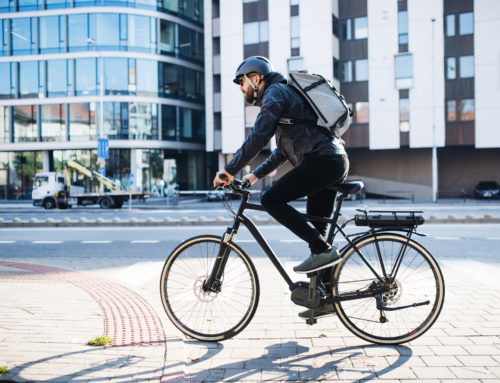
[
  {"xmin": 288, "ymin": 57, "xmax": 304, "ymax": 72},
  {"xmin": 128, "ymin": 15, "xmax": 155, "ymax": 52},
  {"xmin": 41, "ymin": 104, "xmax": 66, "ymax": 142},
  {"xmin": 18, "ymin": 0, "xmax": 42, "ymax": 12},
  {"xmin": 69, "ymin": 103, "xmax": 96, "ymax": 141},
  {"xmin": 12, "ymin": 18, "xmax": 35, "ymax": 55},
  {"xmin": 136, "ymin": 60, "xmax": 157, "ymax": 96},
  {"xmin": 160, "ymin": 63, "xmax": 178, "ymax": 97},
  {"xmin": 68, "ymin": 14, "xmax": 95, "ymax": 52},
  {"xmin": 291, "ymin": 15, "xmax": 300, "ymax": 38},
  {"xmin": 104, "ymin": 58, "xmax": 128, "ymax": 95},
  {"xmin": 343, "ymin": 19, "xmax": 352, "ymax": 40},
  {"xmin": 0, "ymin": 0, "xmax": 15, "ymax": 12},
  {"xmin": 0, "ymin": 106, "xmax": 9, "ymax": 144},
  {"xmin": 395, "ymin": 54, "xmax": 413, "ymax": 88},
  {"xmin": 446, "ymin": 57, "xmax": 456, "ymax": 79},
  {"xmin": 135, "ymin": 0, "xmax": 156, "ymax": 10},
  {"xmin": 161, "ymin": 0, "xmax": 179, "ymax": 12},
  {"xmin": 399, "ymin": 98, "xmax": 410, "ymax": 132},
  {"xmin": 103, "ymin": 102, "xmax": 128, "ymax": 139},
  {"xmin": 459, "ymin": 12, "xmax": 474, "ymax": 35},
  {"xmin": 0, "ymin": 63, "xmax": 13, "ymax": 99},
  {"xmin": 355, "ymin": 102, "xmax": 369, "ymax": 123},
  {"xmin": 244, "ymin": 22, "xmax": 259, "ymax": 45},
  {"xmin": 74, "ymin": 0, "xmax": 96, "ymax": 7},
  {"xmin": 398, "ymin": 11, "xmax": 408, "ymax": 44},
  {"xmin": 129, "ymin": 102, "xmax": 157, "ymax": 140},
  {"xmin": 178, "ymin": 26, "xmax": 204, "ymax": 61},
  {"xmin": 45, "ymin": 0, "xmax": 70, "ymax": 9},
  {"xmin": 161, "ymin": 104, "xmax": 176, "ymax": 140},
  {"xmin": 459, "ymin": 55, "xmax": 474, "ymax": 78},
  {"xmin": 75, "ymin": 58, "xmax": 97, "ymax": 96},
  {"xmin": 355, "ymin": 59, "xmax": 368, "ymax": 81},
  {"xmin": 460, "ymin": 99, "xmax": 474, "ymax": 121},
  {"xmin": 1, "ymin": 19, "xmax": 9, "ymax": 56},
  {"xmin": 354, "ymin": 17, "xmax": 368, "ymax": 39},
  {"xmin": 40, "ymin": 16, "xmax": 65, "ymax": 54},
  {"xmin": 19, "ymin": 61, "xmax": 39, "ymax": 98},
  {"xmin": 342, "ymin": 61, "xmax": 352, "ymax": 82},
  {"xmin": 447, "ymin": 100, "xmax": 456, "ymax": 121},
  {"xmin": 97, "ymin": 13, "xmax": 120, "ymax": 49},
  {"xmin": 180, "ymin": 108, "xmax": 204, "ymax": 141},
  {"xmin": 14, "ymin": 106, "xmax": 37, "ymax": 142},
  {"xmin": 47, "ymin": 60, "xmax": 68, "ymax": 97},
  {"xmin": 160, "ymin": 20, "xmax": 176, "ymax": 54},
  {"xmin": 446, "ymin": 14, "xmax": 455, "ymax": 37}
]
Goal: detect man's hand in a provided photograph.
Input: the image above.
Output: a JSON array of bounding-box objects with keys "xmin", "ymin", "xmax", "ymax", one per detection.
[
  {"xmin": 242, "ymin": 173, "xmax": 258, "ymax": 186},
  {"xmin": 213, "ymin": 170, "xmax": 233, "ymax": 188}
]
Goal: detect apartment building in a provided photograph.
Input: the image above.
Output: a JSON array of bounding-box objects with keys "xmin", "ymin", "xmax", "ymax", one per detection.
[
  {"xmin": 204, "ymin": 0, "xmax": 500, "ymax": 200},
  {"xmin": 0, "ymin": 0, "xmax": 211, "ymax": 199}
]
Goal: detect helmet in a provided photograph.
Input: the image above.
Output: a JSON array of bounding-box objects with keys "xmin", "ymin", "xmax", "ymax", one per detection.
[{"xmin": 233, "ymin": 56, "xmax": 273, "ymax": 85}]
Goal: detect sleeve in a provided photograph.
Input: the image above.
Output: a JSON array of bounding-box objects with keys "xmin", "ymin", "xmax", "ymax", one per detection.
[
  {"xmin": 253, "ymin": 149, "xmax": 287, "ymax": 178},
  {"xmin": 224, "ymin": 85, "xmax": 286, "ymax": 176}
]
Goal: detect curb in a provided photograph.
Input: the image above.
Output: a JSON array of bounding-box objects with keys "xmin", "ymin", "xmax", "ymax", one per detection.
[{"xmin": 1, "ymin": 215, "xmax": 499, "ymax": 227}]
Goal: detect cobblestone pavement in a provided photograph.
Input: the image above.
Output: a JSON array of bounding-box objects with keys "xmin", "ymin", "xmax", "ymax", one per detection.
[{"xmin": 0, "ymin": 255, "xmax": 499, "ymax": 382}]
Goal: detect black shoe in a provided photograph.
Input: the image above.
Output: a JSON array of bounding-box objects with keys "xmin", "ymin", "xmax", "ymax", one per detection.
[
  {"xmin": 293, "ymin": 246, "xmax": 341, "ymax": 274},
  {"xmin": 298, "ymin": 304, "xmax": 336, "ymax": 319}
]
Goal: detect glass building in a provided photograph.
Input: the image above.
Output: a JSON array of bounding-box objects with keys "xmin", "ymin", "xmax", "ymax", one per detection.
[{"xmin": 0, "ymin": 0, "xmax": 212, "ymax": 199}]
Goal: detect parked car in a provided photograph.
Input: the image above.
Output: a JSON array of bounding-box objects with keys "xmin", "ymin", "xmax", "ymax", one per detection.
[
  {"xmin": 206, "ymin": 190, "xmax": 224, "ymax": 202},
  {"xmin": 474, "ymin": 181, "xmax": 500, "ymax": 199}
]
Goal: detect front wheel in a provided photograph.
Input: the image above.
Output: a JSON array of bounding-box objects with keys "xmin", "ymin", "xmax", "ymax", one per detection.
[
  {"xmin": 333, "ymin": 233, "xmax": 445, "ymax": 345},
  {"xmin": 160, "ymin": 235, "xmax": 260, "ymax": 341}
]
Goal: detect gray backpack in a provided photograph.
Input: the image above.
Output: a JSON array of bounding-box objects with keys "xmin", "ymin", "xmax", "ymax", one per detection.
[{"xmin": 286, "ymin": 72, "xmax": 353, "ymax": 138}]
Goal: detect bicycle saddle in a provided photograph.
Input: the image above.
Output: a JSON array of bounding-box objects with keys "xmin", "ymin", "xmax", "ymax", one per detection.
[{"xmin": 328, "ymin": 180, "xmax": 364, "ymax": 195}]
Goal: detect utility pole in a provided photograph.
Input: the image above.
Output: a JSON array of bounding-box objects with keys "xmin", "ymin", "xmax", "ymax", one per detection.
[{"xmin": 431, "ymin": 18, "xmax": 438, "ymax": 203}]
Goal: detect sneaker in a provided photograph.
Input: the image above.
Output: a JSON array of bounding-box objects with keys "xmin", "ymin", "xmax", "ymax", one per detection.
[
  {"xmin": 298, "ymin": 304, "xmax": 336, "ymax": 319},
  {"xmin": 293, "ymin": 246, "xmax": 341, "ymax": 274}
]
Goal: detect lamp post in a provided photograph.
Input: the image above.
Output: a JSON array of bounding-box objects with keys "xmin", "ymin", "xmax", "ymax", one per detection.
[{"xmin": 431, "ymin": 18, "xmax": 438, "ymax": 203}]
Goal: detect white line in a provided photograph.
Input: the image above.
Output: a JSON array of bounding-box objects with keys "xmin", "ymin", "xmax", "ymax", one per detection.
[
  {"xmin": 486, "ymin": 237, "xmax": 500, "ymax": 240},
  {"xmin": 237, "ymin": 239, "xmax": 257, "ymax": 243},
  {"xmin": 0, "ymin": 241, "xmax": 15, "ymax": 244},
  {"xmin": 32, "ymin": 240, "xmax": 63, "ymax": 244},
  {"xmin": 130, "ymin": 240, "xmax": 160, "ymax": 244},
  {"xmin": 434, "ymin": 236, "xmax": 461, "ymax": 240},
  {"xmin": 280, "ymin": 239, "xmax": 302, "ymax": 243},
  {"xmin": 82, "ymin": 240, "xmax": 113, "ymax": 244}
]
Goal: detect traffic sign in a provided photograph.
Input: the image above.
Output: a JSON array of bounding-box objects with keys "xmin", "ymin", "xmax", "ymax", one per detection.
[
  {"xmin": 130, "ymin": 173, "xmax": 134, "ymax": 185},
  {"xmin": 97, "ymin": 138, "xmax": 109, "ymax": 159}
]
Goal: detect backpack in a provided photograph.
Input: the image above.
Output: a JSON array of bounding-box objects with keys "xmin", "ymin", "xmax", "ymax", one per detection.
[{"xmin": 286, "ymin": 71, "xmax": 353, "ymax": 138}]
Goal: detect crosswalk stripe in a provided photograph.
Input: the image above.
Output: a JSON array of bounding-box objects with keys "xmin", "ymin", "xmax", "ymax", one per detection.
[
  {"xmin": 82, "ymin": 240, "xmax": 112, "ymax": 244},
  {"xmin": 0, "ymin": 241, "xmax": 15, "ymax": 244},
  {"xmin": 130, "ymin": 240, "xmax": 160, "ymax": 244},
  {"xmin": 32, "ymin": 241, "xmax": 63, "ymax": 244}
]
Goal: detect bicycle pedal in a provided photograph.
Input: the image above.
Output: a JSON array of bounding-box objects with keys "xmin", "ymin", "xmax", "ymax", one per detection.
[{"xmin": 306, "ymin": 317, "xmax": 317, "ymax": 325}]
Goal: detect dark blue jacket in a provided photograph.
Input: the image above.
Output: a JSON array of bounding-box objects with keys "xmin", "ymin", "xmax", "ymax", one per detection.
[{"xmin": 225, "ymin": 72, "xmax": 346, "ymax": 178}]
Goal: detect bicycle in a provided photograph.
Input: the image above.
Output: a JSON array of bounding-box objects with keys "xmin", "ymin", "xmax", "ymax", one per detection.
[{"xmin": 160, "ymin": 178, "xmax": 445, "ymax": 345}]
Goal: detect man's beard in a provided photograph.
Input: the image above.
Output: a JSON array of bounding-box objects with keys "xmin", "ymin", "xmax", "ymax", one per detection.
[{"xmin": 243, "ymin": 86, "xmax": 256, "ymax": 104}]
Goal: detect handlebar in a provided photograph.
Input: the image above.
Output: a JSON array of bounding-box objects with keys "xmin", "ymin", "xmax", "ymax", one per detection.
[{"xmin": 217, "ymin": 174, "xmax": 251, "ymax": 195}]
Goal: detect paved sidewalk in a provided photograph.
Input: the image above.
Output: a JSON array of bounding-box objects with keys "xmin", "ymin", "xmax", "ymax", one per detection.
[{"xmin": 1, "ymin": 256, "xmax": 500, "ymax": 382}]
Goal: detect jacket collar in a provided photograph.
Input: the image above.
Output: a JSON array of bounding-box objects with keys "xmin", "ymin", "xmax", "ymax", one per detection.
[{"xmin": 254, "ymin": 72, "xmax": 287, "ymax": 107}]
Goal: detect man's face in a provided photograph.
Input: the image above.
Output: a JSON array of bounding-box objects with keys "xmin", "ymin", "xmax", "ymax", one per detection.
[{"xmin": 239, "ymin": 74, "xmax": 259, "ymax": 104}]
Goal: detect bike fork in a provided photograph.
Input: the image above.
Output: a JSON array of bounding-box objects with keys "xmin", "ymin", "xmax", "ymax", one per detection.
[{"xmin": 203, "ymin": 227, "xmax": 234, "ymax": 293}]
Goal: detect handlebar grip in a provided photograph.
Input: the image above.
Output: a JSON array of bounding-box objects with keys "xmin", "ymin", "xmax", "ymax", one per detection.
[{"xmin": 219, "ymin": 173, "xmax": 229, "ymax": 181}]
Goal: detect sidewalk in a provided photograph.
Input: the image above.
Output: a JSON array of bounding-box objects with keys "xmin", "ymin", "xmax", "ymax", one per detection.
[{"xmin": 1, "ymin": 255, "xmax": 500, "ymax": 382}]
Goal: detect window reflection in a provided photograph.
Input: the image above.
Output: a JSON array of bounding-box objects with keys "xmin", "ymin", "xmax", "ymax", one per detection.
[
  {"xmin": 447, "ymin": 100, "xmax": 456, "ymax": 121},
  {"xmin": 160, "ymin": 20, "xmax": 176, "ymax": 54},
  {"xmin": 355, "ymin": 59, "xmax": 368, "ymax": 81},
  {"xmin": 355, "ymin": 102, "xmax": 369, "ymax": 124},
  {"xmin": 19, "ymin": 61, "xmax": 40, "ymax": 98},
  {"xmin": 12, "ymin": 18, "xmax": 36, "ymax": 55},
  {"xmin": 40, "ymin": 16, "xmax": 65, "ymax": 54},
  {"xmin": 459, "ymin": 12, "xmax": 474, "ymax": 35},
  {"xmin": 69, "ymin": 103, "xmax": 96, "ymax": 141},
  {"xmin": 136, "ymin": 60, "xmax": 158, "ymax": 96},
  {"xmin": 0, "ymin": 63, "xmax": 14, "ymax": 99},
  {"xmin": 354, "ymin": 17, "xmax": 368, "ymax": 39},
  {"xmin": 97, "ymin": 13, "xmax": 120, "ymax": 50},
  {"xmin": 18, "ymin": 0, "xmax": 42, "ymax": 12},
  {"xmin": 103, "ymin": 102, "xmax": 128, "ymax": 139},
  {"xmin": 459, "ymin": 55, "xmax": 474, "ymax": 78},
  {"xmin": 47, "ymin": 60, "xmax": 68, "ymax": 97},
  {"xmin": 180, "ymin": 108, "xmax": 204, "ymax": 141},
  {"xmin": 104, "ymin": 58, "xmax": 128, "ymax": 95},
  {"xmin": 162, "ymin": 105, "xmax": 176, "ymax": 140},
  {"xmin": 68, "ymin": 14, "xmax": 95, "ymax": 52},
  {"xmin": 45, "ymin": 0, "xmax": 70, "ymax": 9},
  {"xmin": 460, "ymin": 99, "xmax": 474, "ymax": 121},
  {"xmin": 0, "ymin": 106, "xmax": 9, "ymax": 144},
  {"xmin": 129, "ymin": 103, "xmax": 158, "ymax": 140},
  {"xmin": 14, "ymin": 105, "xmax": 37, "ymax": 143},
  {"xmin": 446, "ymin": 57, "xmax": 456, "ymax": 79},
  {"xmin": 446, "ymin": 14, "xmax": 455, "ymax": 37},
  {"xmin": 1, "ymin": 19, "xmax": 9, "ymax": 56},
  {"xmin": 178, "ymin": 25, "xmax": 204, "ymax": 61},
  {"xmin": 75, "ymin": 58, "xmax": 97, "ymax": 96},
  {"xmin": 128, "ymin": 15, "xmax": 155, "ymax": 53},
  {"xmin": 41, "ymin": 104, "xmax": 66, "ymax": 142}
]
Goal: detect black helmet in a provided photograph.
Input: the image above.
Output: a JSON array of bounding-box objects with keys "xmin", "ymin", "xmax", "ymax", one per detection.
[{"xmin": 233, "ymin": 56, "xmax": 273, "ymax": 85}]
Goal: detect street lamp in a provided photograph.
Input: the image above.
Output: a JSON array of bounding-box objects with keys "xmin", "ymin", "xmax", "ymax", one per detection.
[{"xmin": 431, "ymin": 18, "xmax": 438, "ymax": 203}]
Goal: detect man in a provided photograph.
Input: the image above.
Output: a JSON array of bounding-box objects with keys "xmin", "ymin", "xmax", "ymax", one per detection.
[{"xmin": 213, "ymin": 55, "xmax": 349, "ymax": 293}]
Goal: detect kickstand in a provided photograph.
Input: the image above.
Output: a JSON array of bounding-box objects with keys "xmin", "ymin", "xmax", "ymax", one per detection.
[{"xmin": 306, "ymin": 275, "xmax": 318, "ymax": 325}]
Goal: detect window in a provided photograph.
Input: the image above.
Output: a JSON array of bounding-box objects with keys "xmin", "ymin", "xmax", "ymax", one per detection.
[
  {"xmin": 180, "ymin": 108, "xmax": 204, "ymax": 141},
  {"xmin": 41, "ymin": 104, "xmax": 66, "ymax": 142},
  {"xmin": 459, "ymin": 99, "xmax": 474, "ymax": 121},
  {"xmin": 103, "ymin": 102, "xmax": 128, "ymax": 139},
  {"xmin": 160, "ymin": 20, "xmax": 176, "ymax": 54},
  {"xmin": 75, "ymin": 58, "xmax": 97, "ymax": 96},
  {"xmin": 243, "ymin": 21, "xmax": 269, "ymax": 45},
  {"xmin": 47, "ymin": 60, "xmax": 68, "ymax": 97},
  {"xmin": 395, "ymin": 54, "xmax": 413, "ymax": 88},
  {"xmin": 459, "ymin": 12, "xmax": 473, "ymax": 35},
  {"xmin": 355, "ymin": 102, "xmax": 369, "ymax": 123},
  {"xmin": 68, "ymin": 14, "xmax": 95, "ymax": 52},
  {"xmin": 178, "ymin": 26, "xmax": 204, "ymax": 61},
  {"xmin": 18, "ymin": 0, "xmax": 42, "ymax": 11},
  {"xmin": 446, "ymin": 57, "xmax": 456, "ymax": 79},
  {"xmin": 342, "ymin": 19, "xmax": 352, "ymax": 40},
  {"xmin": 69, "ymin": 103, "xmax": 96, "ymax": 141},
  {"xmin": 445, "ymin": 14, "xmax": 455, "ymax": 37},
  {"xmin": 333, "ymin": 57, "xmax": 340, "ymax": 80},
  {"xmin": 355, "ymin": 59, "xmax": 368, "ymax": 81},
  {"xmin": 97, "ymin": 13, "xmax": 120, "ymax": 49},
  {"xmin": 104, "ymin": 58, "xmax": 128, "ymax": 95},
  {"xmin": 459, "ymin": 55, "xmax": 474, "ymax": 78},
  {"xmin": 398, "ymin": 11, "xmax": 408, "ymax": 45},
  {"xmin": 161, "ymin": 105, "xmax": 176, "ymax": 139},
  {"xmin": 0, "ymin": 63, "xmax": 13, "ymax": 99},
  {"xmin": 447, "ymin": 100, "xmax": 456, "ymax": 121},
  {"xmin": 290, "ymin": 15, "xmax": 300, "ymax": 48},
  {"xmin": 342, "ymin": 61, "xmax": 352, "ymax": 82},
  {"xmin": 14, "ymin": 106, "xmax": 37, "ymax": 142},
  {"xmin": 354, "ymin": 17, "xmax": 368, "ymax": 39},
  {"xmin": 136, "ymin": 60, "xmax": 157, "ymax": 96},
  {"xmin": 1, "ymin": 19, "xmax": 8, "ymax": 56},
  {"xmin": 288, "ymin": 57, "xmax": 304, "ymax": 72},
  {"xmin": 19, "ymin": 61, "xmax": 40, "ymax": 98},
  {"xmin": 399, "ymin": 98, "xmax": 410, "ymax": 132},
  {"xmin": 128, "ymin": 15, "xmax": 156, "ymax": 52},
  {"xmin": 39, "ymin": 16, "xmax": 65, "ymax": 53},
  {"xmin": 11, "ymin": 18, "xmax": 36, "ymax": 55},
  {"xmin": 0, "ymin": 106, "xmax": 9, "ymax": 143},
  {"xmin": 129, "ymin": 102, "xmax": 157, "ymax": 140}
]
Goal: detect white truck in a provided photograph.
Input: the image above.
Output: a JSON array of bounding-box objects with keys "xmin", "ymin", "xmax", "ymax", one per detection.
[{"xmin": 32, "ymin": 160, "xmax": 146, "ymax": 209}]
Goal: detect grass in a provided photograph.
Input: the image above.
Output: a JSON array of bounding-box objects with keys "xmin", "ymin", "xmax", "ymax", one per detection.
[
  {"xmin": 87, "ymin": 335, "xmax": 113, "ymax": 346},
  {"xmin": 0, "ymin": 365, "xmax": 8, "ymax": 374}
]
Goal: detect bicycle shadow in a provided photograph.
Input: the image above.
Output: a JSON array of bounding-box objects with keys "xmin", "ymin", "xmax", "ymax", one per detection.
[{"xmin": 184, "ymin": 340, "xmax": 412, "ymax": 382}]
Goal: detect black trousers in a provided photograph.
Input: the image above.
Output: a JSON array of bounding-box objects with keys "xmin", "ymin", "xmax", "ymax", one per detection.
[{"xmin": 260, "ymin": 154, "xmax": 349, "ymax": 254}]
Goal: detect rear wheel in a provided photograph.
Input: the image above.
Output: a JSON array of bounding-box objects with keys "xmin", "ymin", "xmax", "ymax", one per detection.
[
  {"xmin": 333, "ymin": 233, "xmax": 444, "ymax": 344},
  {"xmin": 43, "ymin": 198, "xmax": 56, "ymax": 210},
  {"xmin": 160, "ymin": 235, "xmax": 259, "ymax": 341},
  {"xmin": 99, "ymin": 197, "xmax": 113, "ymax": 209}
]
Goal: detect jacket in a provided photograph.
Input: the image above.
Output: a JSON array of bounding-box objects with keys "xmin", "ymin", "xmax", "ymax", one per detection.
[{"xmin": 224, "ymin": 72, "xmax": 346, "ymax": 178}]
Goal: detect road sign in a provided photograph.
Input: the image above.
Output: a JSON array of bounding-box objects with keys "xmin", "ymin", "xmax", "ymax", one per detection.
[
  {"xmin": 100, "ymin": 166, "xmax": 106, "ymax": 176},
  {"xmin": 130, "ymin": 173, "xmax": 134, "ymax": 185},
  {"xmin": 97, "ymin": 138, "xmax": 109, "ymax": 159}
]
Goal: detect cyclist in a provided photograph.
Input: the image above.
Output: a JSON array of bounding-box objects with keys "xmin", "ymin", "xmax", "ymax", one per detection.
[{"xmin": 213, "ymin": 56, "xmax": 349, "ymax": 281}]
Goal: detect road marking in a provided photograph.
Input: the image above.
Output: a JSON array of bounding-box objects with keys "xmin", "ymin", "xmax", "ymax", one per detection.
[
  {"xmin": 434, "ymin": 236, "xmax": 461, "ymax": 240},
  {"xmin": 0, "ymin": 241, "xmax": 15, "ymax": 244},
  {"xmin": 32, "ymin": 241, "xmax": 63, "ymax": 244},
  {"xmin": 280, "ymin": 239, "xmax": 302, "ymax": 243},
  {"xmin": 130, "ymin": 240, "xmax": 160, "ymax": 244},
  {"xmin": 82, "ymin": 240, "xmax": 113, "ymax": 244},
  {"xmin": 486, "ymin": 237, "xmax": 500, "ymax": 240},
  {"xmin": 237, "ymin": 239, "xmax": 257, "ymax": 243}
]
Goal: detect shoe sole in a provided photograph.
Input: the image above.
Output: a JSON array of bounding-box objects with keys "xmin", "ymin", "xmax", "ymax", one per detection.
[
  {"xmin": 294, "ymin": 257, "xmax": 342, "ymax": 274},
  {"xmin": 298, "ymin": 312, "xmax": 336, "ymax": 319}
]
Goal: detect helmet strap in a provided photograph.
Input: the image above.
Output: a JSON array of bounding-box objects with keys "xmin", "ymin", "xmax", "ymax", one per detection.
[{"xmin": 244, "ymin": 74, "xmax": 260, "ymax": 104}]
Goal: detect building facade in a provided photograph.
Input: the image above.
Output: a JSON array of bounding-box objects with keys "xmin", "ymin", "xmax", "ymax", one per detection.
[
  {"xmin": 204, "ymin": 0, "xmax": 500, "ymax": 200},
  {"xmin": 0, "ymin": 0, "xmax": 212, "ymax": 199}
]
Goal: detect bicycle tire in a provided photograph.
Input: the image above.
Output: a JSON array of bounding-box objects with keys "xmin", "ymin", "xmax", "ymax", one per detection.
[
  {"xmin": 333, "ymin": 233, "xmax": 445, "ymax": 345},
  {"xmin": 160, "ymin": 235, "xmax": 260, "ymax": 341}
]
